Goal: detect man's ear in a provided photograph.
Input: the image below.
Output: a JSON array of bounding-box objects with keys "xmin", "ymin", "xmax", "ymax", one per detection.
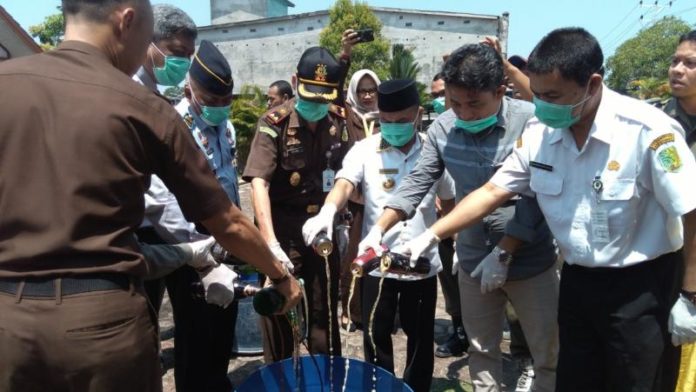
[
  {"xmin": 184, "ymin": 82, "xmax": 192, "ymax": 101},
  {"xmin": 588, "ymin": 73, "xmax": 603, "ymax": 96}
]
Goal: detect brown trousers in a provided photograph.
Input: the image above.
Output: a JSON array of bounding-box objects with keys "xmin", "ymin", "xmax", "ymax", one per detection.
[
  {"xmin": 0, "ymin": 283, "xmax": 160, "ymax": 392},
  {"xmin": 262, "ymin": 210, "xmax": 341, "ymax": 362}
]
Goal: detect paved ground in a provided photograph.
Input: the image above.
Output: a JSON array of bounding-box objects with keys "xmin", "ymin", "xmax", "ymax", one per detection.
[{"xmin": 159, "ymin": 182, "xmax": 521, "ymax": 391}]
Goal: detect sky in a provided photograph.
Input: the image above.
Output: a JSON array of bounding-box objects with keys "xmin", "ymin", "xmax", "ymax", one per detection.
[{"xmin": 2, "ymin": 0, "xmax": 696, "ymax": 59}]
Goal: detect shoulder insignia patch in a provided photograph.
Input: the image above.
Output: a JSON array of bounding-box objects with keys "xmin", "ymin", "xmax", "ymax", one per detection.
[
  {"xmin": 516, "ymin": 137, "xmax": 523, "ymax": 149},
  {"xmin": 649, "ymin": 133, "xmax": 675, "ymax": 150},
  {"xmin": 329, "ymin": 104, "xmax": 346, "ymax": 119},
  {"xmin": 657, "ymin": 146, "xmax": 682, "ymax": 172},
  {"xmin": 259, "ymin": 126, "xmax": 278, "ymax": 138},
  {"xmin": 265, "ymin": 108, "xmax": 291, "ymax": 125}
]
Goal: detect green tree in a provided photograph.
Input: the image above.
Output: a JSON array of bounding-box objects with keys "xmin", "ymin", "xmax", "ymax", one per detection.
[
  {"xmin": 319, "ymin": 0, "xmax": 391, "ymax": 81},
  {"xmin": 388, "ymin": 44, "xmax": 429, "ymax": 107},
  {"xmin": 29, "ymin": 12, "xmax": 64, "ymax": 50},
  {"xmin": 231, "ymin": 85, "xmax": 267, "ymax": 173},
  {"xmin": 606, "ymin": 16, "xmax": 691, "ymax": 96}
]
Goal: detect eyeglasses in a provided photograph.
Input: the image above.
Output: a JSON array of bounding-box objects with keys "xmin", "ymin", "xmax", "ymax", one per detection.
[{"xmin": 357, "ymin": 88, "xmax": 377, "ymax": 96}]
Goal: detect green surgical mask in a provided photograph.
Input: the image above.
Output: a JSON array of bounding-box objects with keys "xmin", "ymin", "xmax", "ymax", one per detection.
[
  {"xmin": 455, "ymin": 114, "xmax": 498, "ymax": 134},
  {"xmin": 151, "ymin": 44, "xmax": 190, "ymax": 86},
  {"xmin": 380, "ymin": 117, "xmax": 417, "ymax": 147},
  {"xmin": 433, "ymin": 97, "xmax": 446, "ymax": 114},
  {"xmin": 192, "ymin": 91, "xmax": 231, "ymax": 126},
  {"xmin": 295, "ymin": 98, "xmax": 329, "ymax": 122},
  {"xmin": 533, "ymin": 93, "xmax": 591, "ymax": 129}
]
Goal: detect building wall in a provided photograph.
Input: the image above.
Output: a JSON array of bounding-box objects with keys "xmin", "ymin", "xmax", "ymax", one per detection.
[
  {"xmin": 198, "ymin": 8, "xmax": 505, "ymax": 94},
  {"xmin": 0, "ymin": 21, "xmax": 40, "ymax": 60}
]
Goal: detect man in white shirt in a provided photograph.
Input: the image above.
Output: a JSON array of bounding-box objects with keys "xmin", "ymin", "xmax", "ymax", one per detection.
[
  {"xmin": 391, "ymin": 28, "xmax": 696, "ymax": 391},
  {"xmin": 303, "ymin": 79, "xmax": 454, "ymax": 392}
]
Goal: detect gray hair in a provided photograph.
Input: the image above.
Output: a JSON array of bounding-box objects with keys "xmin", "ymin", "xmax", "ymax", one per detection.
[{"xmin": 152, "ymin": 4, "xmax": 197, "ymax": 43}]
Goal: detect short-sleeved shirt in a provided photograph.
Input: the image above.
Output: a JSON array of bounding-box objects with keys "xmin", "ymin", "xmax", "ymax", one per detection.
[
  {"xmin": 0, "ymin": 41, "xmax": 230, "ymax": 278},
  {"xmin": 175, "ymin": 100, "xmax": 240, "ymax": 206},
  {"xmin": 337, "ymin": 134, "xmax": 455, "ymax": 279},
  {"xmin": 491, "ymin": 86, "xmax": 696, "ymax": 268},
  {"xmin": 242, "ymin": 99, "xmax": 350, "ymax": 209},
  {"xmin": 385, "ymin": 97, "xmax": 557, "ymax": 280}
]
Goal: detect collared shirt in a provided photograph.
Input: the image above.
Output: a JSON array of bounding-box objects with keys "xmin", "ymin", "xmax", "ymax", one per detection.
[
  {"xmin": 175, "ymin": 100, "xmax": 240, "ymax": 206},
  {"xmin": 491, "ymin": 87, "xmax": 696, "ymax": 268},
  {"xmin": 0, "ymin": 41, "xmax": 229, "ymax": 278},
  {"xmin": 132, "ymin": 67, "xmax": 202, "ymax": 244},
  {"xmin": 337, "ymin": 134, "xmax": 455, "ymax": 280},
  {"xmin": 385, "ymin": 97, "xmax": 556, "ymax": 280},
  {"xmin": 242, "ymin": 99, "xmax": 350, "ymax": 209},
  {"xmin": 663, "ymin": 97, "xmax": 696, "ymax": 156}
]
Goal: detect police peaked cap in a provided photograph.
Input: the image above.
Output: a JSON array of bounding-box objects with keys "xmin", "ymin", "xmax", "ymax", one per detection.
[
  {"xmin": 296, "ymin": 47, "xmax": 342, "ymax": 103},
  {"xmin": 378, "ymin": 79, "xmax": 420, "ymax": 112},
  {"xmin": 190, "ymin": 40, "xmax": 234, "ymax": 96}
]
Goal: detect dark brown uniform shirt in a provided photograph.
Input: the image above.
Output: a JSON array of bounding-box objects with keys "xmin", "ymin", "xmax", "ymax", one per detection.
[
  {"xmin": 0, "ymin": 41, "xmax": 230, "ymax": 278},
  {"xmin": 242, "ymin": 99, "xmax": 349, "ymax": 209}
]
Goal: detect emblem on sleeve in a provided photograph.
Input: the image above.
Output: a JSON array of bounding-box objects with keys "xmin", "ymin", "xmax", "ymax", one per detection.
[
  {"xmin": 649, "ymin": 133, "xmax": 675, "ymax": 150},
  {"xmin": 657, "ymin": 146, "xmax": 682, "ymax": 172},
  {"xmin": 607, "ymin": 160, "xmax": 620, "ymax": 171},
  {"xmin": 516, "ymin": 137, "xmax": 523, "ymax": 149}
]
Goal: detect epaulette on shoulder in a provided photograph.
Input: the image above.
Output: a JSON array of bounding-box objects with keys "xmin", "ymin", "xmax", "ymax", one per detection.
[
  {"xmin": 329, "ymin": 104, "xmax": 346, "ymax": 119},
  {"xmin": 265, "ymin": 106, "xmax": 291, "ymax": 125}
]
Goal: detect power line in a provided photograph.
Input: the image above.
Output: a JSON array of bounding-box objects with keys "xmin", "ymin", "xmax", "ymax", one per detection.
[{"xmin": 600, "ymin": 2, "xmax": 640, "ymax": 42}]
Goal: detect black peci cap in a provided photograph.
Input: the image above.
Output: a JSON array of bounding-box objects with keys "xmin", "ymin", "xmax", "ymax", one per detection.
[
  {"xmin": 190, "ymin": 40, "xmax": 234, "ymax": 96},
  {"xmin": 296, "ymin": 47, "xmax": 342, "ymax": 103},
  {"xmin": 377, "ymin": 79, "xmax": 420, "ymax": 112}
]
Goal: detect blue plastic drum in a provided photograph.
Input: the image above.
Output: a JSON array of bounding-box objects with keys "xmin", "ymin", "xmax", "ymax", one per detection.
[
  {"xmin": 236, "ymin": 354, "xmax": 413, "ymax": 392},
  {"xmin": 232, "ymin": 271, "xmax": 264, "ymax": 355}
]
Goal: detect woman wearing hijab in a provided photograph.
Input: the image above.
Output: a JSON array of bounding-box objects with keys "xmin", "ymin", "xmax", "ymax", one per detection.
[{"xmin": 340, "ymin": 69, "xmax": 381, "ymax": 330}]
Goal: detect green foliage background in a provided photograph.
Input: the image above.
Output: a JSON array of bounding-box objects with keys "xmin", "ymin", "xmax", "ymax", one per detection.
[
  {"xmin": 606, "ymin": 17, "xmax": 691, "ymax": 99},
  {"xmin": 319, "ymin": 0, "xmax": 391, "ymax": 81}
]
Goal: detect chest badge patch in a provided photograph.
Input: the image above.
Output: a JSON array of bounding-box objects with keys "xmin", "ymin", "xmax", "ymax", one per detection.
[
  {"xmin": 607, "ymin": 160, "xmax": 620, "ymax": 171},
  {"xmin": 382, "ymin": 178, "xmax": 396, "ymax": 191}
]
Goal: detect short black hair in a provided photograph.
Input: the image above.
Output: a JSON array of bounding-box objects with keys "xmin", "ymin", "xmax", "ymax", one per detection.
[
  {"xmin": 62, "ymin": 0, "xmax": 145, "ymax": 22},
  {"xmin": 432, "ymin": 72, "xmax": 444, "ymax": 82},
  {"xmin": 441, "ymin": 44, "xmax": 503, "ymax": 93},
  {"xmin": 679, "ymin": 30, "xmax": 696, "ymax": 44},
  {"xmin": 528, "ymin": 27, "xmax": 604, "ymax": 86},
  {"xmin": 270, "ymin": 80, "xmax": 294, "ymax": 98}
]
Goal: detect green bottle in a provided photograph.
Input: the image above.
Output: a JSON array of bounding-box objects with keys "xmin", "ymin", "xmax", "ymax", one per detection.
[{"xmin": 253, "ymin": 286, "xmax": 286, "ymax": 316}]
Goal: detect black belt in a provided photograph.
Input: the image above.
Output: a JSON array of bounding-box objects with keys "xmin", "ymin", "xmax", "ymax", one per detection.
[{"xmin": 0, "ymin": 273, "xmax": 131, "ymax": 297}]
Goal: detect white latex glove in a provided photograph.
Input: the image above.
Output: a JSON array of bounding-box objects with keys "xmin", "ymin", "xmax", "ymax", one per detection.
[
  {"xmin": 470, "ymin": 247, "xmax": 509, "ymax": 294},
  {"xmin": 451, "ymin": 252, "xmax": 459, "ymax": 276},
  {"xmin": 669, "ymin": 295, "xmax": 696, "ymax": 346},
  {"xmin": 269, "ymin": 240, "xmax": 294, "ymax": 273},
  {"xmin": 302, "ymin": 203, "xmax": 337, "ymax": 246},
  {"xmin": 402, "ymin": 229, "xmax": 441, "ymax": 267},
  {"xmin": 186, "ymin": 237, "xmax": 217, "ymax": 271},
  {"xmin": 198, "ymin": 264, "xmax": 238, "ymax": 308},
  {"xmin": 358, "ymin": 225, "xmax": 385, "ymax": 256},
  {"xmin": 335, "ymin": 224, "xmax": 351, "ymax": 261}
]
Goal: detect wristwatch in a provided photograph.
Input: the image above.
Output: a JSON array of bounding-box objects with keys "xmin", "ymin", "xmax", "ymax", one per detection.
[
  {"xmin": 495, "ymin": 246, "xmax": 513, "ymax": 266},
  {"xmin": 681, "ymin": 289, "xmax": 696, "ymax": 306}
]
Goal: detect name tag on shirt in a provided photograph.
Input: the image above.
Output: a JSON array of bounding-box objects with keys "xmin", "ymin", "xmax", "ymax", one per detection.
[
  {"xmin": 591, "ymin": 208, "xmax": 610, "ymax": 244},
  {"xmin": 322, "ymin": 169, "xmax": 335, "ymax": 192}
]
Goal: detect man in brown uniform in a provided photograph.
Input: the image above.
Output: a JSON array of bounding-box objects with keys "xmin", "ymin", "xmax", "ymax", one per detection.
[
  {"xmin": 243, "ymin": 46, "xmax": 350, "ymax": 361},
  {"xmin": 0, "ymin": 1, "xmax": 300, "ymax": 391}
]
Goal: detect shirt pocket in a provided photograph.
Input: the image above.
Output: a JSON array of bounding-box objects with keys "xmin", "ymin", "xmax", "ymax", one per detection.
[
  {"xmin": 281, "ymin": 146, "xmax": 306, "ymax": 171},
  {"xmin": 600, "ymin": 178, "xmax": 638, "ymax": 228},
  {"xmin": 529, "ymin": 171, "xmax": 563, "ymax": 218}
]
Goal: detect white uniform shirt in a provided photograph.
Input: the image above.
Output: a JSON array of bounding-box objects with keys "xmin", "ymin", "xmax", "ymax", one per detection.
[
  {"xmin": 337, "ymin": 134, "xmax": 456, "ymax": 279},
  {"xmin": 491, "ymin": 87, "xmax": 696, "ymax": 268}
]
